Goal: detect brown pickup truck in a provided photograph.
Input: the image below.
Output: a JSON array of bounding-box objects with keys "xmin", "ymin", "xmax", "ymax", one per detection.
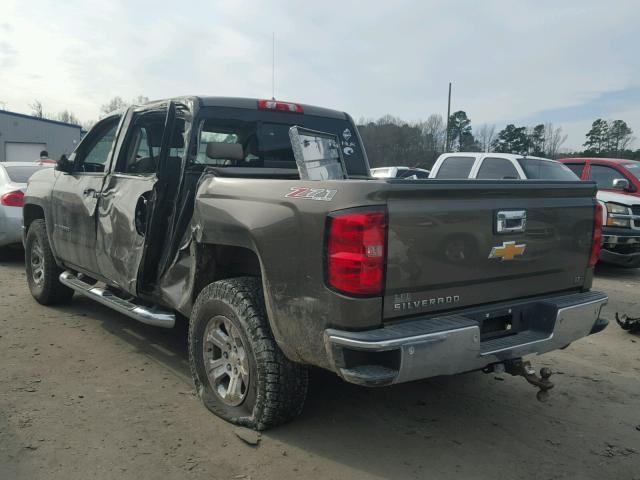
[{"xmin": 23, "ymin": 96, "xmax": 607, "ymax": 430}]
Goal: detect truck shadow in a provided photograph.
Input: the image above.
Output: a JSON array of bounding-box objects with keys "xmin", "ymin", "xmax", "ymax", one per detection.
[
  {"xmin": 0, "ymin": 247, "xmax": 24, "ymax": 265},
  {"xmin": 594, "ymin": 263, "xmax": 640, "ymax": 279},
  {"xmin": 53, "ymin": 296, "xmax": 619, "ymax": 479}
]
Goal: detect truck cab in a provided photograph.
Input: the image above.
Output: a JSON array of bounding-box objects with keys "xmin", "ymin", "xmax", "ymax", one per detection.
[
  {"xmin": 429, "ymin": 152, "xmax": 578, "ymax": 180},
  {"xmin": 559, "ymin": 157, "xmax": 640, "ymax": 197}
]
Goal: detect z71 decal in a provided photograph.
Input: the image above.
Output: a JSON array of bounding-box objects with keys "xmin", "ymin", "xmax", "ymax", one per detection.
[{"xmin": 285, "ymin": 187, "xmax": 337, "ymax": 202}]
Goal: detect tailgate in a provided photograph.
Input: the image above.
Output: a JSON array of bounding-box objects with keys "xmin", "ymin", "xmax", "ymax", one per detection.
[{"xmin": 384, "ymin": 180, "xmax": 596, "ymax": 319}]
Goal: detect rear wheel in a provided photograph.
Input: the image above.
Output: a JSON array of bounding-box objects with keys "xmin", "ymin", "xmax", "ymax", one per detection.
[
  {"xmin": 25, "ymin": 219, "xmax": 74, "ymax": 305},
  {"xmin": 189, "ymin": 277, "xmax": 308, "ymax": 430}
]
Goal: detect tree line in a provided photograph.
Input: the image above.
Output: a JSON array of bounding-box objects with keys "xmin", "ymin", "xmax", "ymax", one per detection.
[
  {"xmin": 27, "ymin": 99, "xmax": 83, "ymax": 127},
  {"xmin": 358, "ymin": 111, "xmax": 638, "ymax": 170},
  {"xmin": 23, "ymin": 96, "xmax": 149, "ymax": 130}
]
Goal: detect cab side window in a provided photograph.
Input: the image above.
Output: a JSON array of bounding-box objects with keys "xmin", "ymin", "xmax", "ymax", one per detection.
[
  {"xmin": 588, "ymin": 165, "xmax": 624, "ymax": 189},
  {"xmin": 564, "ymin": 163, "xmax": 585, "ymax": 178},
  {"xmin": 115, "ymin": 110, "xmax": 187, "ymax": 175},
  {"xmin": 435, "ymin": 156, "xmax": 475, "ymax": 179},
  {"xmin": 74, "ymin": 118, "xmax": 120, "ymax": 173},
  {"xmin": 476, "ymin": 157, "xmax": 520, "ymax": 179}
]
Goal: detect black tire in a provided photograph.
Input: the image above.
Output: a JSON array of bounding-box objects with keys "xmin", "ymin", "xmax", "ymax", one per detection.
[
  {"xmin": 25, "ymin": 219, "xmax": 74, "ymax": 305},
  {"xmin": 189, "ymin": 277, "xmax": 308, "ymax": 430}
]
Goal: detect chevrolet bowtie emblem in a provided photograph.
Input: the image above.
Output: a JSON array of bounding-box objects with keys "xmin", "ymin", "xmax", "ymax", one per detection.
[{"xmin": 489, "ymin": 241, "xmax": 526, "ymax": 261}]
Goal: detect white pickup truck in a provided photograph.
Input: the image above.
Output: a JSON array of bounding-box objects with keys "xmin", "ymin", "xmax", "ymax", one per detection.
[{"xmin": 428, "ymin": 153, "xmax": 577, "ymax": 181}]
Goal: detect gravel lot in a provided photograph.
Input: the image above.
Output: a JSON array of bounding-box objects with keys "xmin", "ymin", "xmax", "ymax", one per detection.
[{"xmin": 1, "ymin": 250, "xmax": 639, "ymax": 480}]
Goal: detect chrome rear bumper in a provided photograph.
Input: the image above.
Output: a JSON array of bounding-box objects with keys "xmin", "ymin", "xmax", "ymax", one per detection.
[{"xmin": 324, "ymin": 291, "xmax": 608, "ymax": 386}]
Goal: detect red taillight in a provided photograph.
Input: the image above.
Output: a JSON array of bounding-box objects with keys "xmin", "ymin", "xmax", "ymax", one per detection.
[
  {"xmin": 1, "ymin": 190, "xmax": 24, "ymax": 207},
  {"xmin": 589, "ymin": 203, "xmax": 603, "ymax": 267},
  {"xmin": 326, "ymin": 208, "xmax": 386, "ymax": 296},
  {"xmin": 257, "ymin": 99, "xmax": 303, "ymax": 113}
]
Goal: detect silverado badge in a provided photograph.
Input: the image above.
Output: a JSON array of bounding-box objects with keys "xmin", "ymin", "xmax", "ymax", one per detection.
[{"xmin": 489, "ymin": 241, "xmax": 526, "ymax": 261}]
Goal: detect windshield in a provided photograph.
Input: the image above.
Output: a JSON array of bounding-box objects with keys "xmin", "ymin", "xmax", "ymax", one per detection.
[
  {"xmin": 3, "ymin": 165, "xmax": 51, "ymax": 183},
  {"xmin": 623, "ymin": 162, "xmax": 640, "ymax": 180},
  {"xmin": 517, "ymin": 158, "xmax": 578, "ymax": 180},
  {"xmin": 194, "ymin": 107, "xmax": 368, "ymax": 176}
]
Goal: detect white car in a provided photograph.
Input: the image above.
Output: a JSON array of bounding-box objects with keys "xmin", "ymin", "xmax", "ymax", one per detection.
[
  {"xmin": 429, "ymin": 153, "xmax": 577, "ymax": 181},
  {"xmin": 0, "ymin": 162, "xmax": 53, "ymax": 257},
  {"xmin": 371, "ymin": 166, "xmax": 430, "ymax": 179}
]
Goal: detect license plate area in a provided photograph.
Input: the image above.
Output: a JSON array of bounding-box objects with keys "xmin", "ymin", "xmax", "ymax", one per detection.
[
  {"xmin": 480, "ymin": 313, "xmax": 515, "ymax": 341},
  {"xmin": 476, "ymin": 307, "xmax": 521, "ymax": 342},
  {"xmin": 469, "ymin": 302, "xmax": 557, "ymax": 342}
]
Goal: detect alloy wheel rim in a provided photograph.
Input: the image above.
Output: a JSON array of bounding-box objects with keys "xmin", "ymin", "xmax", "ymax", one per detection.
[
  {"xmin": 31, "ymin": 240, "xmax": 45, "ymax": 286},
  {"xmin": 202, "ymin": 315, "xmax": 250, "ymax": 407}
]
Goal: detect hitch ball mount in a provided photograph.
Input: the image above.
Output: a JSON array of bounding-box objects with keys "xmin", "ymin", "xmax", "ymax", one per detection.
[{"xmin": 486, "ymin": 359, "xmax": 554, "ymax": 402}]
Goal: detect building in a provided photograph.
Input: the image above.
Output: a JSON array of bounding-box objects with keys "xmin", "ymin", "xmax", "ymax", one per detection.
[{"xmin": 0, "ymin": 109, "xmax": 83, "ymax": 162}]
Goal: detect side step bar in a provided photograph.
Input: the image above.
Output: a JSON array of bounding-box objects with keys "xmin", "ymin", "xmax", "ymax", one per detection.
[{"xmin": 59, "ymin": 271, "xmax": 175, "ymax": 328}]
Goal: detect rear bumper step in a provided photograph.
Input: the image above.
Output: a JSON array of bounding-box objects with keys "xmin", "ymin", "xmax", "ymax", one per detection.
[
  {"xmin": 325, "ymin": 291, "xmax": 608, "ymax": 386},
  {"xmin": 59, "ymin": 271, "xmax": 175, "ymax": 328}
]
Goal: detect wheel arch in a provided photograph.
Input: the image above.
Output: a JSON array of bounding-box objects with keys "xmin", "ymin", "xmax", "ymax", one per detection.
[
  {"xmin": 192, "ymin": 243, "xmax": 263, "ymax": 304},
  {"xmin": 187, "ymin": 241, "xmax": 301, "ymax": 361},
  {"xmin": 23, "ymin": 203, "xmax": 45, "ymax": 233}
]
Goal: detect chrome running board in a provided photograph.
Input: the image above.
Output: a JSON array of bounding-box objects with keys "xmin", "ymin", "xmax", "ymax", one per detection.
[{"xmin": 59, "ymin": 271, "xmax": 175, "ymax": 328}]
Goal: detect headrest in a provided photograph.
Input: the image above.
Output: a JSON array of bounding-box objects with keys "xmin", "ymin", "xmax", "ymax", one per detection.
[{"xmin": 206, "ymin": 142, "xmax": 244, "ymax": 161}]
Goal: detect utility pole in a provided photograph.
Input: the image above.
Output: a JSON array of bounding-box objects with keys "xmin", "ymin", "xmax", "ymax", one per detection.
[
  {"xmin": 445, "ymin": 82, "xmax": 452, "ymax": 152},
  {"xmin": 272, "ymin": 32, "xmax": 275, "ymax": 100}
]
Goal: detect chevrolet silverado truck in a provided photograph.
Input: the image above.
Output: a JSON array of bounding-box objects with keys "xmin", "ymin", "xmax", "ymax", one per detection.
[{"xmin": 23, "ymin": 96, "xmax": 608, "ymax": 430}]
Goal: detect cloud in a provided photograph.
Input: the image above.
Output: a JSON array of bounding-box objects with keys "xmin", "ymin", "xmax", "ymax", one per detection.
[
  {"xmin": 0, "ymin": 41, "xmax": 18, "ymax": 68},
  {"xmin": 519, "ymin": 88, "xmax": 640, "ymax": 124},
  {"xmin": 0, "ymin": 0, "xmax": 639, "ymax": 149}
]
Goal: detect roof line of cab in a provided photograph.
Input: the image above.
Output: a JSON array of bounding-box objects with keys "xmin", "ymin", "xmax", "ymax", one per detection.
[
  {"xmin": 443, "ymin": 152, "xmax": 553, "ymax": 161},
  {"xmin": 559, "ymin": 157, "xmax": 637, "ymax": 164},
  {"xmin": 105, "ymin": 96, "xmax": 348, "ymax": 120}
]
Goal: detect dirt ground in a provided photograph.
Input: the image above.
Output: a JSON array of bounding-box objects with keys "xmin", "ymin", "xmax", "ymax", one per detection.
[{"xmin": 1, "ymin": 250, "xmax": 639, "ymax": 480}]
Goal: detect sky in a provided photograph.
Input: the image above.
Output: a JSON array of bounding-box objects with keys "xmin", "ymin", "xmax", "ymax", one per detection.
[{"xmin": 1, "ymin": 0, "xmax": 639, "ymax": 150}]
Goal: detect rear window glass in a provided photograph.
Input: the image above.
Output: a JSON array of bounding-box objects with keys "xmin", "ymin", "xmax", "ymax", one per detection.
[
  {"xmin": 517, "ymin": 158, "xmax": 578, "ymax": 180},
  {"xmin": 4, "ymin": 165, "xmax": 50, "ymax": 183},
  {"xmin": 476, "ymin": 157, "xmax": 520, "ymax": 179},
  {"xmin": 194, "ymin": 107, "xmax": 367, "ymax": 176},
  {"xmin": 435, "ymin": 156, "xmax": 475, "ymax": 179}
]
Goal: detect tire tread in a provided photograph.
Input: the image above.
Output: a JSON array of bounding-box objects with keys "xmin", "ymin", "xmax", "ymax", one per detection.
[
  {"xmin": 189, "ymin": 277, "xmax": 308, "ymax": 430},
  {"xmin": 26, "ymin": 219, "xmax": 73, "ymax": 305}
]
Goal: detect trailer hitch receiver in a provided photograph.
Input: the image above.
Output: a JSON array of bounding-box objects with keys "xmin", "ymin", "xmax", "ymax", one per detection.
[{"xmin": 504, "ymin": 359, "xmax": 554, "ymax": 401}]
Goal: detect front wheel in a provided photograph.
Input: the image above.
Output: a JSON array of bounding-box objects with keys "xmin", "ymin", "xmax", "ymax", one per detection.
[
  {"xmin": 25, "ymin": 219, "xmax": 74, "ymax": 305},
  {"xmin": 189, "ymin": 277, "xmax": 308, "ymax": 430}
]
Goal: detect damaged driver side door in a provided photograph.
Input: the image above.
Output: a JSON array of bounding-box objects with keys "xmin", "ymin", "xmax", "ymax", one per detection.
[{"xmin": 95, "ymin": 102, "xmax": 181, "ymax": 295}]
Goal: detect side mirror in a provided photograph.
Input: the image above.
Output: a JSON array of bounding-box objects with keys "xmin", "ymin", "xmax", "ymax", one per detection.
[
  {"xmin": 612, "ymin": 178, "xmax": 630, "ymax": 191},
  {"xmin": 56, "ymin": 154, "xmax": 73, "ymax": 173}
]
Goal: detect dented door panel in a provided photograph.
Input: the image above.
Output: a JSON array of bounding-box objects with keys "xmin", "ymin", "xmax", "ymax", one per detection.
[
  {"xmin": 50, "ymin": 173, "xmax": 105, "ymax": 274},
  {"xmin": 95, "ymin": 174, "xmax": 157, "ymax": 294}
]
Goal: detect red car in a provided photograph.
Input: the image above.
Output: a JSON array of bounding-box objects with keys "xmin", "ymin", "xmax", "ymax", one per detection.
[{"xmin": 558, "ymin": 157, "xmax": 640, "ymax": 196}]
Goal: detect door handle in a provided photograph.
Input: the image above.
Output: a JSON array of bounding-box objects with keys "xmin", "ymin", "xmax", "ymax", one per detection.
[
  {"xmin": 496, "ymin": 210, "xmax": 527, "ymax": 233},
  {"xmin": 83, "ymin": 188, "xmax": 101, "ymax": 199}
]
